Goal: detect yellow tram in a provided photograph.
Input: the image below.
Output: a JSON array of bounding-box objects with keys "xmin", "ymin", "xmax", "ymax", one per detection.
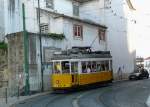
[{"xmin": 51, "ymin": 47, "xmax": 113, "ymax": 90}]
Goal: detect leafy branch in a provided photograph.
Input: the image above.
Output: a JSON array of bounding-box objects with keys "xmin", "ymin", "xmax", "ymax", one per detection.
[
  {"xmin": 0, "ymin": 42, "xmax": 7, "ymax": 50},
  {"xmin": 47, "ymin": 33, "xmax": 65, "ymax": 40}
]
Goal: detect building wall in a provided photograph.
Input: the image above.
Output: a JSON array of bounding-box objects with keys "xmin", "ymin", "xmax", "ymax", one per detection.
[
  {"xmin": 80, "ymin": 0, "xmax": 105, "ymax": 25},
  {"xmin": 144, "ymin": 59, "xmax": 150, "ymax": 75},
  {"xmin": 80, "ymin": 0, "xmax": 136, "ymax": 79},
  {"xmin": 62, "ymin": 18, "xmax": 106, "ymax": 51},
  {"xmin": 4, "ymin": 0, "xmax": 136, "ymax": 87},
  {"xmin": 0, "ymin": 0, "xmax": 4, "ymax": 40},
  {"xmin": 105, "ymin": 0, "xmax": 136, "ymax": 79},
  {"xmin": 7, "ymin": 33, "xmax": 24, "ymax": 95},
  {"xmin": 54, "ymin": 0, "xmax": 73, "ymax": 16}
]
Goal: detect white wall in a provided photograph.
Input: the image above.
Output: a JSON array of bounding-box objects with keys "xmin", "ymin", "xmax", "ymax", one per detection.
[
  {"xmin": 80, "ymin": 0, "xmax": 136, "ymax": 75},
  {"xmin": 4, "ymin": 0, "xmax": 23, "ymax": 34},
  {"xmin": 133, "ymin": 1, "xmax": 150, "ymax": 58},
  {"xmin": 80, "ymin": 0, "xmax": 105, "ymax": 25},
  {"xmin": 144, "ymin": 59, "xmax": 150, "ymax": 75},
  {"xmin": 105, "ymin": 0, "xmax": 136, "ymax": 74},
  {"xmin": 4, "ymin": 0, "xmax": 136, "ymax": 78},
  {"xmin": 62, "ymin": 18, "xmax": 106, "ymax": 51},
  {"xmin": 54, "ymin": 0, "xmax": 73, "ymax": 16}
]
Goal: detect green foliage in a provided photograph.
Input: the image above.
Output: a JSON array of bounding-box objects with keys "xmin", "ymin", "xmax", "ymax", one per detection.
[
  {"xmin": 47, "ymin": 33, "xmax": 65, "ymax": 40},
  {"xmin": 0, "ymin": 42, "xmax": 7, "ymax": 50}
]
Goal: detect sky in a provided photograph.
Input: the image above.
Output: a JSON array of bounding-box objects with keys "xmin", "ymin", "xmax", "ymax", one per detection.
[{"xmin": 131, "ymin": 0, "xmax": 150, "ymax": 58}]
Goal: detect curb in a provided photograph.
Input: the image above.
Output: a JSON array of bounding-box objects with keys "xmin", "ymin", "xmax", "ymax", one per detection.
[
  {"xmin": 113, "ymin": 79, "xmax": 128, "ymax": 83},
  {"xmin": 10, "ymin": 91, "xmax": 51, "ymax": 107}
]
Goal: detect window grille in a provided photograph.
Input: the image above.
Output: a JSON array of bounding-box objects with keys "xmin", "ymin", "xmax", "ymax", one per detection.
[{"xmin": 40, "ymin": 24, "xmax": 49, "ymax": 34}]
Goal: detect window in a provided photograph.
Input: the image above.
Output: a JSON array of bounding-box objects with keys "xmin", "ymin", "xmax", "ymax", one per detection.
[
  {"xmin": 99, "ymin": 29, "xmax": 106, "ymax": 42},
  {"xmin": 71, "ymin": 62, "xmax": 78, "ymax": 73},
  {"xmin": 40, "ymin": 23, "xmax": 49, "ymax": 34},
  {"xmin": 91, "ymin": 61, "xmax": 96, "ymax": 72},
  {"xmin": 82, "ymin": 62, "xmax": 87, "ymax": 73},
  {"xmin": 73, "ymin": 25, "xmax": 83, "ymax": 38},
  {"xmin": 46, "ymin": 0, "xmax": 53, "ymax": 9},
  {"xmin": 53, "ymin": 62, "xmax": 61, "ymax": 74},
  {"xmin": 61, "ymin": 61, "xmax": 70, "ymax": 73},
  {"xmin": 73, "ymin": 4, "xmax": 79, "ymax": 16}
]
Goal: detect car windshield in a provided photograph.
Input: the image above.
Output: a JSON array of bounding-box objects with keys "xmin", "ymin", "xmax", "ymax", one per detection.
[{"xmin": 133, "ymin": 69, "xmax": 140, "ymax": 73}]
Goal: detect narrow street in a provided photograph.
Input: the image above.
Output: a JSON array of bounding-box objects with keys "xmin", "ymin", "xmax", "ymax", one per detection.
[{"xmin": 13, "ymin": 79, "xmax": 150, "ymax": 107}]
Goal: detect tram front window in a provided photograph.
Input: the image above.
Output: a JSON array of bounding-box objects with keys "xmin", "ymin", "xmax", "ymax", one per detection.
[
  {"xmin": 54, "ymin": 62, "xmax": 61, "ymax": 74},
  {"xmin": 71, "ymin": 62, "xmax": 78, "ymax": 73},
  {"xmin": 62, "ymin": 61, "xmax": 70, "ymax": 73}
]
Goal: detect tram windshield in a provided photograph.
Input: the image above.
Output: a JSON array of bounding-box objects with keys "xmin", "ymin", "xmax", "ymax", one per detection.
[{"xmin": 53, "ymin": 62, "xmax": 61, "ymax": 74}]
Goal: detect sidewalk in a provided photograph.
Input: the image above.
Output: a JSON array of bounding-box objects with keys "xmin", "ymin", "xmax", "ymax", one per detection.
[{"xmin": 0, "ymin": 91, "xmax": 51, "ymax": 107}]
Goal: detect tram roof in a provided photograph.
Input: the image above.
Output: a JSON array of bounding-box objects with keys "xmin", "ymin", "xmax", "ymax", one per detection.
[{"xmin": 51, "ymin": 51, "xmax": 112, "ymax": 60}]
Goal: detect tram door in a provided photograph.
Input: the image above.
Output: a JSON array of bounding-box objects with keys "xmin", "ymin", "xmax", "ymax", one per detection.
[{"xmin": 71, "ymin": 62, "xmax": 78, "ymax": 86}]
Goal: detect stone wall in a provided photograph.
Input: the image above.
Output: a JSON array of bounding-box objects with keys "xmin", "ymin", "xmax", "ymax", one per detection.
[
  {"xmin": 0, "ymin": 48, "xmax": 8, "ymax": 87},
  {"xmin": 7, "ymin": 32, "xmax": 42, "ymax": 95},
  {"xmin": 7, "ymin": 32, "xmax": 24, "ymax": 95}
]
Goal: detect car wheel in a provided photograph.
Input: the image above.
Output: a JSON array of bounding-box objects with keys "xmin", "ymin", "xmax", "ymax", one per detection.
[
  {"xmin": 147, "ymin": 76, "xmax": 149, "ymax": 79},
  {"xmin": 138, "ymin": 76, "xmax": 142, "ymax": 80}
]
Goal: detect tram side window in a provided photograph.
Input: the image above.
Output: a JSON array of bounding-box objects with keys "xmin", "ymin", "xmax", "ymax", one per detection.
[
  {"xmin": 91, "ymin": 61, "xmax": 96, "ymax": 72},
  {"xmin": 62, "ymin": 61, "xmax": 70, "ymax": 73},
  {"xmin": 101, "ymin": 62, "xmax": 105, "ymax": 71},
  {"xmin": 96, "ymin": 61, "xmax": 105, "ymax": 72},
  {"xmin": 54, "ymin": 62, "xmax": 61, "ymax": 74},
  {"xmin": 110, "ymin": 60, "xmax": 112, "ymax": 71},
  {"xmin": 71, "ymin": 62, "xmax": 78, "ymax": 73},
  {"xmin": 82, "ymin": 62, "xmax": 87, "ymax": 73},
  {"xmin": 96, "ymin": 62, "xmax": 102, "ymax": 72},
  {"xmin": 104, "ymin": 61, "xmax": 109, "ymax": 71}
]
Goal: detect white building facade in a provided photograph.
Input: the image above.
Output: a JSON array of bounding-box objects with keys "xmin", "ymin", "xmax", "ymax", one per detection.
[
  {"xmin": 4, "ymin": 0, "xmax": 108, "ymax": 92},
  {"xmin": 4, "ymin": 0, "xmax": 136, "ymax": 92},
  {"xmin": 144, "ymin": 57, "xmax": 150, "ymax": 75}
]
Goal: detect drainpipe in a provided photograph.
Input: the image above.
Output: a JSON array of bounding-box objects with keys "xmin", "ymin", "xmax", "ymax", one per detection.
[
  {"xmin": 38, "ymin": 0, "xmax": 44, "ymax": 92},
  {"xmin": 22, "ymin": 3, "xmax": 30, "ymax": 95}
]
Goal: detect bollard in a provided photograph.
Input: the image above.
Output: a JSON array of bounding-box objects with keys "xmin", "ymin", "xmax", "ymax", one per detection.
[{"xmin": 5, "ymin": 88, "xmax": 7, "ymax": 104}]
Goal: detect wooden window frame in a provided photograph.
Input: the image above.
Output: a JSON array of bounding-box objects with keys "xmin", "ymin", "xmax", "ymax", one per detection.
[
  {"xmin": 98, "ymin": 29, "xmax": 106, "ymax": 42},
  {"xmin": 73, "ymin": 24, "xmax": 83, "ymax": 39}
]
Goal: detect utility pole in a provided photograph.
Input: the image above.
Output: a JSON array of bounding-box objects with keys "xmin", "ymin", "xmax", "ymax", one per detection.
[
  {"xmin": 22, "ymin": 3, "xmax": 30, "ymax": 95},
  {"xmin": 38, "ymin": 0, "xmax": 44, "ymax": 92}
]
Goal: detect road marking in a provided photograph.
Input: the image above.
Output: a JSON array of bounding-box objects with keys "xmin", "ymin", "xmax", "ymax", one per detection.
[
  {"xmin": 72, "ymin": 93, "xmax": 88, "ymax": 107},
  {"xmin": 143, "ymin": 86, "xmax": 147, "ymax": 89},
  {"xmin": 146, "ymin": 95, "xmax": 150, "ymax": 107}
]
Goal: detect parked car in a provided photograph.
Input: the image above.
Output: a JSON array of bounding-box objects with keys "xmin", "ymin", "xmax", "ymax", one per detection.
[{"xmin": 129, "ymin": 69, "xmax": 149, "ymax": 80}]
